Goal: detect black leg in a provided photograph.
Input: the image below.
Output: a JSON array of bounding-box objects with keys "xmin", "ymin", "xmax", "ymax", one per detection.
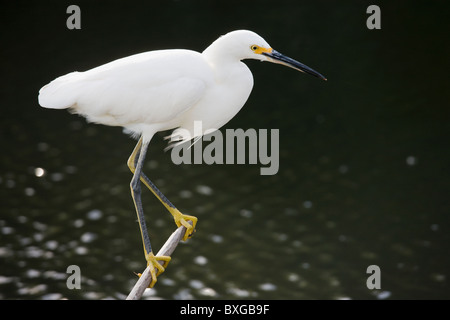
[
  {"xmin": 127, "ymin": 137, "xmax": 198, "ymax": 242},
  {"xmin": 129, "ymin": 138, "xmax": 153, "ymax": 256},
  {"xmin": 128, "ymin": 137, "xmax": 171, "ymax": 288}
]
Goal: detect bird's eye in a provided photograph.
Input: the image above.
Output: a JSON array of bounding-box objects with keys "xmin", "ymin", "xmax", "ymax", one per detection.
[{"xmin": 251, "ymin": 45, "xmax": 259, "ymax": 51}]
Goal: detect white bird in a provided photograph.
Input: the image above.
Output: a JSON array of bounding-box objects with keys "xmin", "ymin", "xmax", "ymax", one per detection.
[{"xmin": 38, "ymin": 29, "xmax": 326, "ymax": 287}]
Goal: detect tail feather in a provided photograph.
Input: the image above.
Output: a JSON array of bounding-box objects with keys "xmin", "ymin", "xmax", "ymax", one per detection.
[{"xmin": 38, "ymin": 72, "xmax": 80, "ymax": 109}]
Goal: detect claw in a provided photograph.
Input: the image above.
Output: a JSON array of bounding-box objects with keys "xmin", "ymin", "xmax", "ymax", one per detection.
[
  {"xmin": 138, "ymin": 252, "xmax": 171, "ymax": 288},
  {"xmin": 173, "ymin": 211, "xmax": 198, "ymax": 241}
]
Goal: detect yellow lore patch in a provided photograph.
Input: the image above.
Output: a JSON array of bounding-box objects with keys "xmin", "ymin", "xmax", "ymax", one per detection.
[{"xmin": 250, "ymin": 45, "xmax": 272, "ymax": 55}]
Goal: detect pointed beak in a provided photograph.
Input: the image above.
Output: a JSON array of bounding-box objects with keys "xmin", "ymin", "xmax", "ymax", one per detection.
[{"xmin": 263, "ymin": 50, "xmax": 327, "ymax": 81}]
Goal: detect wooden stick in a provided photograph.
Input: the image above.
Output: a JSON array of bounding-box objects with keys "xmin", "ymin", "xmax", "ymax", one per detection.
[{"xmin": 126, "ymin": 222, "xmax": 192, "ymax": 300}]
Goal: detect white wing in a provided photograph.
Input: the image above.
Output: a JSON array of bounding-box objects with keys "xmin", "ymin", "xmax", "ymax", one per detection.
[{"xmin": 39, "ymin": 49, "xmax": 212, "ymax": 127}]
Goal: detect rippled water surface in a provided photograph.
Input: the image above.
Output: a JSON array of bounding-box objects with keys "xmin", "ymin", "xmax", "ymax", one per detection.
[{"xmin": 1, "ymin": 2, "xmax": 449, "ymax": 299}]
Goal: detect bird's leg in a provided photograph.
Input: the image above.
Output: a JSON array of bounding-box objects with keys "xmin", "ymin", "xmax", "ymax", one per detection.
[
  {"xmin": 129, "ymin": 137, "xmax": 171, "ymax": 288},
  {"xmin": 128, "ymin": 137, "xmax": 197, "ymax": 241}
]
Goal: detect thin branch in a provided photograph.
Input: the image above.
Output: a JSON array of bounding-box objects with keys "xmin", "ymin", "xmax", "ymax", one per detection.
[{"xmin": 126, "ymin": 222, "xmax": 192, "ymax": 300}]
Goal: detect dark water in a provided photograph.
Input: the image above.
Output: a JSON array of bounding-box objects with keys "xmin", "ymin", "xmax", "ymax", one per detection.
[{"xmin": 1, "ymin": 1, "xmax": 449, "ymax": 299}]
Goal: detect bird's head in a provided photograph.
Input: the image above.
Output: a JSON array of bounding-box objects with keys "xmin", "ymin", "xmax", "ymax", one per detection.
[{"xmin": 204, "ymin": 30, "xmax": 326, "ymax": 81}]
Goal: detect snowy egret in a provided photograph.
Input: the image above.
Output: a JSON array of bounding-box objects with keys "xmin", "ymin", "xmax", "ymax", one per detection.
[{"xmin": 38, "ymin": 30, "xmax": 326, "ymax": 287}]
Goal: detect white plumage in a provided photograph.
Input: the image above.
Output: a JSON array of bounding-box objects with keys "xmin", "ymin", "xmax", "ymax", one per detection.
[
  {"xmin": 38, "ymin": 30, "xmax": 276, "ymax": 143},
  {"xmin": 39, "ymin": 30, "xmax": 326, "ymax": 144}
]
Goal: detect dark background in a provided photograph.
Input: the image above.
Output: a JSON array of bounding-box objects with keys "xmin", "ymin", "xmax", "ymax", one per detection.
[{"xmin": 0, "ymin": 0, "xmax": 449, "ymax": 299}]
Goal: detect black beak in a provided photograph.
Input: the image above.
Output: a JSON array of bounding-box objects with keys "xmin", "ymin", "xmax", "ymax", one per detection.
[{"xmin": 263, "ymin": 50, "xmax": 327, "ymax": 81}]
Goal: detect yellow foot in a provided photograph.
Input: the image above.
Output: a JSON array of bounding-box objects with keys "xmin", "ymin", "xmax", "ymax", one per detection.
[
  {"xmin": 136, "ymin": 252, "xmax": 171, "ymax": 288},
  {"xmin": 172, "ymin": 209, "xmax": 198, "ymax": 241}
]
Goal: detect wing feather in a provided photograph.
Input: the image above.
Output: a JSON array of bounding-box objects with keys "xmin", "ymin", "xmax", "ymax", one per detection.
[{"xmin": 39, "ymin": 50, "xmax": 212, "ymax": 127}]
